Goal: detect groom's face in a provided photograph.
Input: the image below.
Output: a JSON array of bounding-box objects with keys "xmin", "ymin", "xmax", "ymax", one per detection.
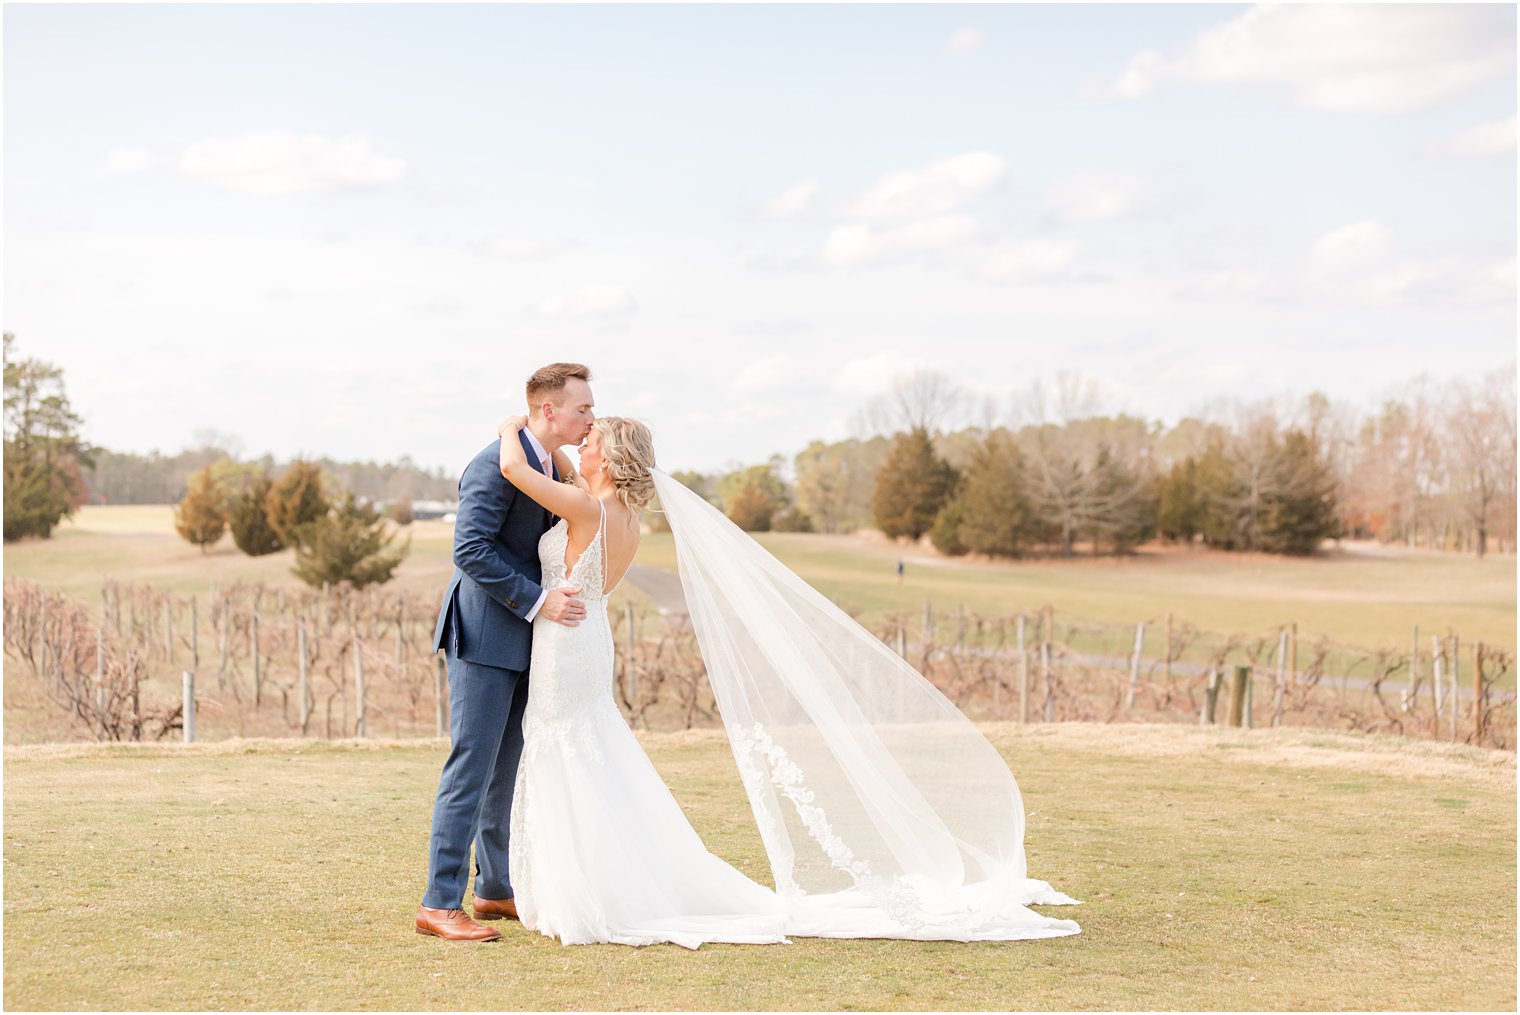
[{"xmin": 545, "ymin": 378, "xmax": 596, "ymax": 448}]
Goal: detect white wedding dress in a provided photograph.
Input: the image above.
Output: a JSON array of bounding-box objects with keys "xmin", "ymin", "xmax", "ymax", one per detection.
[
  {"xmin": 509, "ymin": 506, "xmax": 790, "ymax": 948},
  {"xmin": 508, "ymin": 486, "xmax": 1081, "ymax": 949}
]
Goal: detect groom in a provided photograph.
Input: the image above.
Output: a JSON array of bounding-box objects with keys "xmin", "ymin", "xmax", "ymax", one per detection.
[{"xmin": 416, "ymin": 363, "xmax": 596, "ymax": 941}]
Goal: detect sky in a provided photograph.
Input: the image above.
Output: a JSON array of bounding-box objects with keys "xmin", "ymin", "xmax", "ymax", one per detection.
[{"xmin": 4, "ymin": 3, "xmax": 1516, "ymax": 476}]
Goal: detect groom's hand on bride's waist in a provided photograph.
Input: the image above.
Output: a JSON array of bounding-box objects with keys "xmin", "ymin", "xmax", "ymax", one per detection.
[{"xmin": 540, "ymin": 585, "xmax": 586, "ymax": 626}]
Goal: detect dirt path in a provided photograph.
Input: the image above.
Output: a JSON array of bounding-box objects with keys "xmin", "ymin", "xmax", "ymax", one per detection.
[{"xmin": 624, "ymin": 564, "xmax": 688, "ymax": 615}]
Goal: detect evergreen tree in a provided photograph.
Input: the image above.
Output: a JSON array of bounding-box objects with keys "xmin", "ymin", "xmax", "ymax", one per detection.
[
  {"xmin": 929, "ymin": 500, "xmax": 968, "ymax": 556},
  {"xmin": 266, "ymin": 459, "xmax": 330, "ymax": 547},
  {"xmin": 1157, "ymin": 456, "xmax": 1204, "ymax": 542},
  {"xmin": 173, "ymin": 467, "xmax": 226, "ymax": 553},
  {"xmin": 292, "ymin": 493, "xmax": 410, "ymax": 589},
  {"xmin": 227, "ymin": 472, "xmax": 284, "ymax": 556},
  {"xmin": 1184, "ymin": 439, "xmax": 1247, "ymax": 550},
  {"xmin": 1260, "ymin": 429, "xmax": 1339, "ymax": 554},
  {"xmin": 948, "ymin": 430, "xmax": 1039, "ymax": 558},
  {"xmin": 3, "ymin": 334, "xmax": 91, "ymax": 541},
  {"xmin": 1087, "ymin": 445, "xmax": 1157, "ymax": 553},
  {"xmin": 872, "ymin": 427, "xmax": 958, "ymax": 541}
]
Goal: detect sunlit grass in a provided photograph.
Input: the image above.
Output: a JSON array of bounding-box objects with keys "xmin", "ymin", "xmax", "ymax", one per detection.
[{"xmin": 3, "ymin": 725, "xmax": 1513, "ymax": 1011}]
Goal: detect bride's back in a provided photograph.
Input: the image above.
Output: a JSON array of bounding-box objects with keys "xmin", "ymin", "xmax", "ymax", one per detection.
[{"xmin": 563, "ymin": 496, "xmax": 638, "ymax": 596}]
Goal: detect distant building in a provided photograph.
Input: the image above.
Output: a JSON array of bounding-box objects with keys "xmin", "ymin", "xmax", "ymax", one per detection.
[{"xmin": 411, "ymin": 500, "xmax": 458, "ymax": 521}]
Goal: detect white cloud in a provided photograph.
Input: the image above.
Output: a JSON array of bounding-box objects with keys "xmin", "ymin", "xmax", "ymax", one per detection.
[
  {"xmin": 978, "ymin": 239, "xmax": 1080, "ymax": 281},
  {"xmin": 1175, "ymin": 267, "xmax": 1273, "ymax": 302},
  {"xmin": 530, "ymin": 284, "xmax": 636, "ymax": 319},
  {"xmin": 1469, "ymin": 257, "xmax": 1517, "ymax": 303},
  {"xmin": 818, "ymin": 214, "xmax": 982, "ymax": 268},
  {"xmin": 1097, "ymin": 5, "xmax": 1515, "ymax": 113},
  {"xmin": 1045, "ymin": 171, "xmax": 1150, "ymax": 223},
  {"xmin": 1309, "ymin": 221, "xmax": 1394, "ymax": 278},
  {"xmin": 733, "ymin": 355, "xmax": 794, "ymax": 392},
  {"xmin": 468, "ymin": 235, "xmax": 575, "ymax": 260},
  {"xmin": 944, "ymin": 28, "xmax": 986, "ymax": 55},
  {"xmin": 846, "ymin": 152, "xmax": 1006, "ymax": 223},
  {"xmin": 180, "ymin": 131, "xmax": 407, "ymax": 196},
  {"xmin": 1425, "ymin": 116, "xmax": 1517, "ymax": 159},
  {"xmin": 761, "ymin": 179, "xmax": 822, "ymax": 220},
  {"xmin": 1302, "ymin": 221, "xmax": 1505, "ymax": 306},
  {"xmin": 100, "ymin": 146, "xmax": 156, "ymax": 175},
  {"xmin": 832, "ymin": 351, "xmax": 927, "ymax": 396}
]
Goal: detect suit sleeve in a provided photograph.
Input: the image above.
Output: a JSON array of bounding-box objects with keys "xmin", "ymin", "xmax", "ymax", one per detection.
[{"xmin": 452, "ymin": 446, "xmax": 544, "ymax": 621}]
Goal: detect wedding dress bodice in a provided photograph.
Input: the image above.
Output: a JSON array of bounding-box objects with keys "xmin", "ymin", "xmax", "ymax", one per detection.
[{"xmin": 524, "ymin": 509, "xmax": 620, "ymax": 737}]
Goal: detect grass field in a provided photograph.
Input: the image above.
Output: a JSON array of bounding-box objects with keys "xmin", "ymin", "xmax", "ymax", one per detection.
[
  {"xmin": 3, "ymin": 725, "xmax": 1514, "ymax": 1011},
  {"xmin": 8, "ymin": 506, "xmax": 1515, "ymax": 657}
]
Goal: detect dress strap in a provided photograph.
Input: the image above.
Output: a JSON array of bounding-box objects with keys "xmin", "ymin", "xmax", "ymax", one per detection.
[{"xmin": 598, "ymin": 498, "xmax": 608, "ymax": 591}]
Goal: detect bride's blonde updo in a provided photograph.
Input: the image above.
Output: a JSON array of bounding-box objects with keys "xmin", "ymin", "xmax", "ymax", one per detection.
[{"xmin": 594, "ymin": 417, "xmax": 657, "ymax": 513}]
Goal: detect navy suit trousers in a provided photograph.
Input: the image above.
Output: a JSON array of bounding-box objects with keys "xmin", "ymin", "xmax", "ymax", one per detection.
[{"xmin": 421, "ymin": 646, "xmax": 530, "ymax": 909}]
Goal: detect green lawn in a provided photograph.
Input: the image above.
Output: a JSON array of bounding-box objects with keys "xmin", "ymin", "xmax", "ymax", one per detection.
[{"xmin": 3, "ymin": 725, "xmax": 1513, "ymax": 1011}]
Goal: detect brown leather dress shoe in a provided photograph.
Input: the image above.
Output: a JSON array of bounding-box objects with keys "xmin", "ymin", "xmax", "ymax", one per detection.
[
  {"xmin": 415, "ymin": 906, "xmax": 502, "ymax": 941},
  {"xmin": 472, "ymin": 896, "xmax": 519, "ymax": 921}
]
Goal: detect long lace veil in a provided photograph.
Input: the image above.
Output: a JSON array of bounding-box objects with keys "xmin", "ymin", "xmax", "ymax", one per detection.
[{"xmin": 650, "ymin": 469, "xmax": 1080, "ymax": 940}]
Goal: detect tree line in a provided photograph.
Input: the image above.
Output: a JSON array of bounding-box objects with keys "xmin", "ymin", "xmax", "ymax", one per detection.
[
  {"xmin": 86, "ymin": 444, "xmax": 457, "ymax": 507},
  {"xmin": 6, "ymin": 333, "xmax": 1513, "ymax": 562},
  {"xmin": 673, "ymin": 368, "xmax": 1517, "ymax": 559}
]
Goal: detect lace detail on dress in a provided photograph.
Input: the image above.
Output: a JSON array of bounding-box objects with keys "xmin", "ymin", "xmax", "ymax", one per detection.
[
  {"xmin": 729, "ymin": 721, "xmax": 928, "ymax": 930},
  {"xmin": 520, "ymin": 703, "xmax": 616, "ymax": 766}
]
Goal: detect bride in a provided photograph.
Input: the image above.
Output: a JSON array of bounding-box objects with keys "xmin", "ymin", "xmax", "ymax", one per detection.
[{"xmin": 495, "ymin": 415, "xmax": 1080, "ymax": 948}]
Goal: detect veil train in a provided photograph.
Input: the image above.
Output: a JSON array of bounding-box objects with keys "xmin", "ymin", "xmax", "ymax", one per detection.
[{"xmin": 650, "ymin": 469, "xmax": 1080, "ymax": 941}]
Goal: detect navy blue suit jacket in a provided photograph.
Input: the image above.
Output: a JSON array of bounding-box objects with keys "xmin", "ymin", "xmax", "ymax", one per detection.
[{"xmin": 431, "ymin": 431, "xmax": 557, "ymax": 674}]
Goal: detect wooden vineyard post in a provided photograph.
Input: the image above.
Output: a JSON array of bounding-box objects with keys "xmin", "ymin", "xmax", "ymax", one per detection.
[
  {"xmin": 182, "ymin": 670, "xmax": 196, "ymax": 743},
  {"xmin": 1227, "ymin": 665, "xmax": 1249, "ymax": 728},
  {"xmin": 298, "ymin": 618, "xmax": 310, "ymax": 734},
  {"xmin": 1473, "ymin": 642, "xmax": 1486, "ymax": 742},
  {"xmin": 1450, "ymin": 635, "xmax": 1461, "ymax": 741},
  {"xmin": 1273, "ymin": 629, "xmax": 1288, "ymax": 726},
  {"xmin": 1016, "ymin": 613, "xmax": 1028, "ymax": 724},
  {"xmin": 252, "ymin": 607, "xmax": 262, "ymax": 707},
  {"xmin": 354, "ymin": 628, "xmax": 367, "ymax": 738},
  {"xmin": 1200, "ymin": 668, "xmax": 1220, "ymax": 725},
  {"xmin": 1125, "ymin": 621, "xmax": 1145, "ymax": 710},
  {"xmin": 1040, "ymin": 641, "xmax": 1053, "ymax": 722},
  {"xmin": 1163, "ymin": 612, "xmax": 1173, "ymax": 688}
]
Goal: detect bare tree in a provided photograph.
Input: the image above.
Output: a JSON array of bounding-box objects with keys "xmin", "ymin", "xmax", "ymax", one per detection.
[
  {"xmin": 1008, "ymin": 374, "xmax": 1154, "ymax": 556},
  {"xmin": 1444, "ymin": 366, "xmax": 1517, "ymax": 558},
  {"xmin": 856, "ymin": 367, "xmax": 967, "ymax": 437}
]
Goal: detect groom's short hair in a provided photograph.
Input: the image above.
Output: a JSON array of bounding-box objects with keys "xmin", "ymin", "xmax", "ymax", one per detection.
[{"xmin": 526, "ymin": 363, "xmax": 593, "ymax": 407}]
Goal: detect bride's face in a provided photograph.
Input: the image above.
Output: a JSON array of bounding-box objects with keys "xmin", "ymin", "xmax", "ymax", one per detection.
[{"xmin": 579, "ymin": 428, "xmax": 606, "ymax": 479}]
